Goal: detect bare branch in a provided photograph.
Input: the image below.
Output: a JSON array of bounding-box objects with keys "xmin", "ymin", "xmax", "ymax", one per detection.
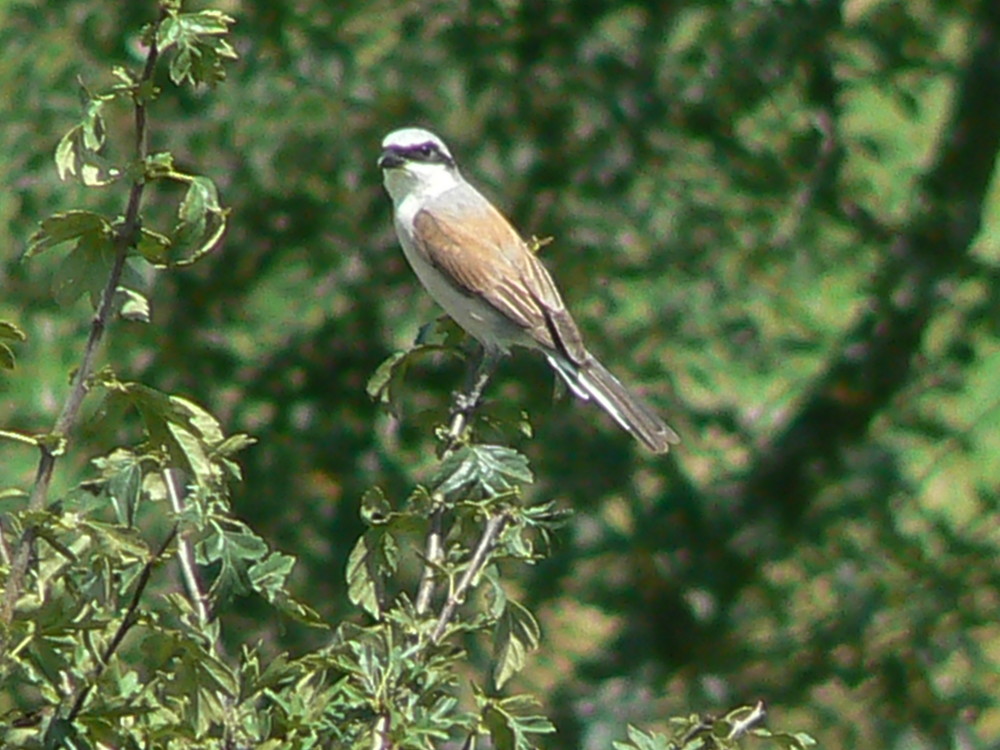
[
  {"xmin": 415, "ymin": 346, "xmax": 498, "ymax": 620},
  {"xmin": 164, "ymin": 469, "xmax": 210, "ymax": 627},
  {"xmin": 414, "ymin": 503, "xmax": 444, "ymax": 616},
  {"xmin": 431, "ymin": 512, "xmax": 508, "ymax": 644}
]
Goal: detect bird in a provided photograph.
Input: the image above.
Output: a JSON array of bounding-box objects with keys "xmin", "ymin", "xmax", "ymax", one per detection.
[{"xmin": 377, "ymin": 127, "xmax": 680, "ymax": 453}]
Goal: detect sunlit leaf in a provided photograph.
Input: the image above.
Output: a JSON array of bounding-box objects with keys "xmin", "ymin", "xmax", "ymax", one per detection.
[
  {"xmin": 431, "ymin": 444, "xmax": 533, "ymax": 499},
  {"xmin": 117, "ymin": 286, "xmax": 151, "ymax": 323}
]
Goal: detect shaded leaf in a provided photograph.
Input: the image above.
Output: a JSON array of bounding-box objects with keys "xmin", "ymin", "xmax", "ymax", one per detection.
[
  {"xmin": 479, "ymin": 692, "xmax": 555, "ymax": 750},
  {"xmin": 346, "ymin": 529, "xmax": 398, "ymax": 620},
  {"xmin": 492, "ymin": 599, "xmax": 540, "ymax": 690},
  {"xmin": 135, "ymin": 227, "xmax": 172, "ymax": 264},
  {"xmin": 25, "ymin": 211, "xmax": 111, "ymax": 260}
]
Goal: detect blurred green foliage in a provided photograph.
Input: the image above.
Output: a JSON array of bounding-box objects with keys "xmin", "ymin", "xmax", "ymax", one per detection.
[{"xmin": 2, "ymin": 0, "xmax": 999, "ymax": 748}]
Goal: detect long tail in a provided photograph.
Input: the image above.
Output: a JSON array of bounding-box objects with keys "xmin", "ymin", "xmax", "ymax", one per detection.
[{"xmin": 546, "ymin": 353, "xmax": 680, "ymax": 453}]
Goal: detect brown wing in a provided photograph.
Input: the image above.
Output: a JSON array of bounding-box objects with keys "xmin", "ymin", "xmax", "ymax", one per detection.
[{"xmin": 412, "ymin": 187, "xmax": 587, "ymax": 364}]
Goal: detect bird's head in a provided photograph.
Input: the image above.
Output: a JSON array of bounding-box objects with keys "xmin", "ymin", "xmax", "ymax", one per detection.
[{"xmin": 378, "ymin": 128, "xmax": 460, "ymax": 204}]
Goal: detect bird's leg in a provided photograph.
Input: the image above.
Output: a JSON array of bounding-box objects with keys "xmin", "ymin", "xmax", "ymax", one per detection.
[{"xmin": 444, "ymin": 345, "xmax": 499, "ymax": 450}]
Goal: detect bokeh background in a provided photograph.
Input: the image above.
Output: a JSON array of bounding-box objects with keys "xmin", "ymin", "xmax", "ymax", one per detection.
[{"xmin": 2, "ymin": 0, "xmax": 999, "ymax": 748}]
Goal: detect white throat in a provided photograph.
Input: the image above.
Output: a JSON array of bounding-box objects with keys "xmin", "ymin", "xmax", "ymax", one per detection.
[{"xmin": 382, "ymin": 162, "xmax": 462, "ymax": 222}]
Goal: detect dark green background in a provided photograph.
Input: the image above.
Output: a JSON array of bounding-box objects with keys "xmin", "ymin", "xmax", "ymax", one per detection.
[{"xmin": 2, "ymin": 0, "xmax": 999, "ymax": 747}]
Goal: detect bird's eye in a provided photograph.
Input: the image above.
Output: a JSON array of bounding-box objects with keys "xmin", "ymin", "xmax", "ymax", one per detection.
[{"xmin": 418, "ymin": 144, "xmax": 434, "ymax": 157}]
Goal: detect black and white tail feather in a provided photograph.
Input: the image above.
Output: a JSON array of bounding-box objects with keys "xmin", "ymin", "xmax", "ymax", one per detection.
[{"xmin": 546, "ymin": 353, "xmax": 680, "ymax": 453}]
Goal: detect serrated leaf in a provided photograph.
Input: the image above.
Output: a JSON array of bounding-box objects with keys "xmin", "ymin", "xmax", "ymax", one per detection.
[
  {"xmin": 104, "ymin": 454, "xmax": 143, "ymax": 526},
  {"xmin": 479, "ymin": 693, "xmax": 555, "ymax": 750},
  {"xmin": 145, "ymin": 151, "xmax": 175, "ymax": 178},
  {"xmin": 157, "ymin": 11, "xmax": 237, "ymax": 87},
  {"xmin": 249, "ymin": 551, "xmax": 294, "ymax": 594},
  {"xmin": 102, "ymin": 382, "xmax": 236, "ymax": 489},
  {"xmin": 613, "ymin": 725, "xmax": 673, "ymax": 750},
  {"xmin": 214, "ymin": 433, "xmax": 257, "ymax": 457},
  {"xmin": 346, "ymin": 529, "xmax": 398, "ymax": 620},
  {"xmin": 366, "ymin": 351, "xmax": 406, "ymax": 404},
  {"xmin": 167, "ymin": 419, "xmax": 213, "ymax": 487},
  {"xmin": 493, "ymin": 599, "xmax": 540, "ymax": 689},
  {"xmin": 51, "ymin": 226, "xmax": 116, "ymax": 308},
  {"xmin": 25, "ymin": 211, "xmax": 111, "ymax": 259},
  {"xmin": 432, "ymin": 444, "xmax": 533, "ymax": 499},
  {"xmin": 53, "ymin": 96, "xmax": 122, "ymax": 185},
  {"xmin": 201, "ymin": 522, "xmax": 269, "ymax": 601},
  {"xmin": 166, "ymin": 176, "xmax": 227, "ymax": 267},
  {"xmin": 750, "ymin": 729, "xmax": 818, "ymax": 750},
  {"xmin": 360, "ymin": 486, "xmax": 392, "ymax": 525}
]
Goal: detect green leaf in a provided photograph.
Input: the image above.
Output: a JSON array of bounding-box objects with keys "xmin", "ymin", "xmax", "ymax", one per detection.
[
  {"xmin": 116, "ymin": 286, "xmax": 150, "ymax": 323},
  {"xmin": 165, "ymin": 176, "xmax": 227, "ymax": 267},
  {"xmin": 201, "ymin": 521, "xmax": 269, "ymax": 601},
  {"xmin": 102, "ymin": 381, "xmax": 233, "ymax": 488},
  {"xmin": 135, "ymin": 227, "xmax": 172, "ymax": 264},
  {"xmin": 25, "ymin": 211, "xmax": 112, "ymax": 259},
  {"xmin": 751, "ymin": 729, "xmax": 819, "ymax": 750},
  {"xmin": 248, "ymin": 550, "xmax": 295, "ymax": 600},
  {"xmin": 53, "ymin": 93, "xmax": 122, "ymax": 185},
  {"xmin": 359, "ymin": 486, "xmax": 392, "ymax": 525},
  {"xmin": 346, "ymin": 529, "xmax": 399, "ymax": 620},
  {"xmin": 144, "ymin": 151, "xmax": 175, "ymax": 179},
  {"xmin": 431, "ymin": 444, "xmax": 534, "ymax": 499},
  {"xmin": 248, "ymin": 550, "xmax": 326, "ymax": 625},
  {"xmin": 0, "ymin": 321, "xmax": 26, "ymax": 342},
  {"xmin": 214, "ymin": 433, "xmax": 257, "ymax": 458},
  {"xmin": 52, "ymin": 226, "xmax": 116, "ymax": 308},
  {"xmin": 0, "ymin": 319, "xmax": 25, "ymax": 369},
  {"xmin": 156, "ymin": 10, "xmax": 238, "ymax": 87},
  {"xmin": 479, "ymin": 692, "xmax": 555, "ymax": 750},
  {"xmin": 366, "ymin": 351, "xmax": 406, "ymax": 405},
  {"xmin": 366, "ymin": 344, "xmax": 463, "ymax": 416},
  {"xmin": 613, "ymin": 725, "xmax": 673, "ymax": 750},
  {"xmin": 99, "ymin": 450, "xmax": 144, "ymax": 526},
  {"xmin": 492, "ymin": 599, "xmax": 540, "ymax": 690}
]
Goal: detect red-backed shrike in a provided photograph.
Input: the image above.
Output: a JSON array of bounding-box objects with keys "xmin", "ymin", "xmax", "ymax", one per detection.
[{"xmin": 378, "ymin": 127, "xmax": 679, "ymax": 453}]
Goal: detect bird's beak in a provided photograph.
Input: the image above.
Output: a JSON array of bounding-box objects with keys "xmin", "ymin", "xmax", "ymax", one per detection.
[{"xmin": 377, "ymin": 149, "xmax": 405, "ymax": 170}]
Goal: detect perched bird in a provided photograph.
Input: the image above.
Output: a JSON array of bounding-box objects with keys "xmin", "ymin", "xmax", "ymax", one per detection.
[{"xmin": 377, "ymin": 127, "xmax": 679, "ymax": 453}]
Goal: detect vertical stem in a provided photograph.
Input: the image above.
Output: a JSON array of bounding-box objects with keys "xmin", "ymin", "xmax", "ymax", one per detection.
[
  {"xmin": 431, "ymin": 512, "xmax": 508, "ymax": 644},
  {"xmin": 164, "ymin": 469, "xmax": 210, "ymax": 627},
  {"xmin": 415, "ymin": 346, "xmax": 498, "ymax": 620},
  {"xmin": 0, "ymin": 11, "xmax": 166, "ymax": 653}
]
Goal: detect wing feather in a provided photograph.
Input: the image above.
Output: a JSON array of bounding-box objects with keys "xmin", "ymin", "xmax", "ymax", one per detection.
[{"xmin": 412, "ymin": 188, "xmax": 587, "ymax": 363}]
